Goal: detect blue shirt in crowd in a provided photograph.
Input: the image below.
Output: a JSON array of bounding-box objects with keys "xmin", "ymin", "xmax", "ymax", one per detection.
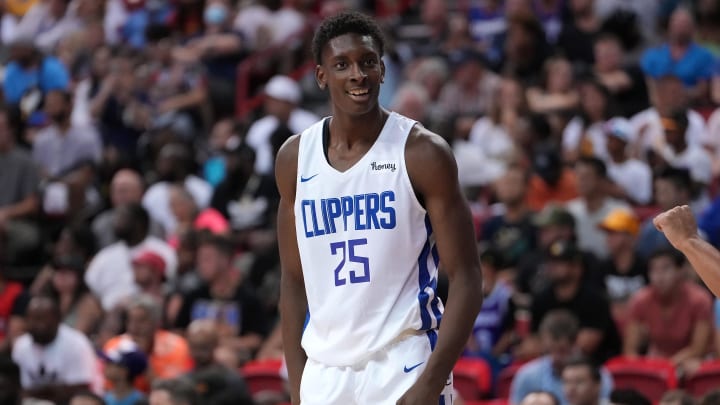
[
  {"xmin": 2, "ymin": 57, "xmax": 69, "ymax": 104},
  {"xmin": 640, "ymin": 43, "xmax": 715, "ymax": 87},
  {"xmin": 104, "ymin": 389, "xmax": 145, "ymax": 405}
]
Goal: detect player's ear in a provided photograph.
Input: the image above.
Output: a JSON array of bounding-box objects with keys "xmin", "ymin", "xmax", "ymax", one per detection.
[
  {"xmin": 380, "ymin": 58, "xmax": 386, "ymax": 83},
  {"xmin": 315, "ymin": 65, "xmax": 327, "ymax": 90}
]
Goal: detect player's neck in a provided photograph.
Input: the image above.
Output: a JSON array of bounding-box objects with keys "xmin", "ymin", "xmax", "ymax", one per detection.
[{"xmin": 330, "ymin": 107, "xmax": 387, "ymax": 144}]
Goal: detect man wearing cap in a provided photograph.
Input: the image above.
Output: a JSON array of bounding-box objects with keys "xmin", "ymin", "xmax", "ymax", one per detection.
[
  {"xmin": 603, "ymin": 117, "xmax": 652, "ymax": 205},
  {"xmin": 132, "ymin": 251, "xmax": 167, "ymax": 304},
  {"xmin": 525, "ymin": 240, "xmax": 621, "ymax": 365},
  {"xmin": 245, "ymin": 75, "xmax": 319, "ymax": 175},
  {"xmin": 597, "ymin": 208, "xmax": 647, "ymax": 329},
  {"xmin": 101, "ymin": 341, "xmax": 148, "ymax": 405}
]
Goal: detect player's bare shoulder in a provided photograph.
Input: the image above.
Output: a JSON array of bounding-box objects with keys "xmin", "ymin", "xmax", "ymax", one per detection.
[
  {"xmin": 275, "ymin": 134, "xmax": 302, "ymax": 200},
  {"xmin": 405, "ymin": 124, "xmax": 458, "ymax": 191}
]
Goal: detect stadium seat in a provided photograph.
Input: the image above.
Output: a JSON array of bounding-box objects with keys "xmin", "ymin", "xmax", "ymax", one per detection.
[
  {"xmin": 605, "ymin": 357, "xmax": 678, "ymax": 402},
  {"xmin": 496, "ymin": 362, "xmax": 525, "ymax": 399},
  {"xmin": 683, "ymin": 360, "xmax": 720, "ymax": 398},
  {"xmin": 241, "ymin": 359, "xmax": 287, "ymax": 398},
  {"xmin": 453, "ymin": 357, "xmax": 493, "ymax": 400}
]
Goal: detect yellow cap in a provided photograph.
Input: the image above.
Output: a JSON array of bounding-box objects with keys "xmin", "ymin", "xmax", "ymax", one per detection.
[{"xmin": 598, "ymin": 208, "xmax": 640, "ymax": 236}]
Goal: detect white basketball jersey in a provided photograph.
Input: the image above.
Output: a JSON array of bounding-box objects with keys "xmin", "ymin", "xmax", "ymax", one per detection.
[{"xmin": 294, "ymin": 112, "xmax": 443, "ymax": 366}]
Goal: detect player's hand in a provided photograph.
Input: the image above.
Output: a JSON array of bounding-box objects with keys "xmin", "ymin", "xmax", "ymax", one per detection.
[
  {"xmin": 396, "ymin": 383, "xmax": 441, "ymax": 405},
  {"xmin": 653, "ymin": 205, "xmax": 700, "ymax": 250}
]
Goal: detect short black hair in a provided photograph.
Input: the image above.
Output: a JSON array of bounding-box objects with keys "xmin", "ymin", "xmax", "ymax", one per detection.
[
  {"xmin": 648, "ymin": 247, "xmax": 686, "ymax": 268},
  {"xmin": 312, "ymin": 11, "xmax": 385, "ymax": 65},
  {"xmin": 121, "ymin": 203, "xmax": 150, "ymax": 233},
  {"xmin": 70, "ymin": 391, "xmax": 106, "ymax": 405},
  {"xmin": 655, "ymin": 166, "xmax": 692, "ymax": 193},
  {"xmin": 152, "ymin": 378, "xmax": 198, "ymax": 405},
  {"xmin": 539, "ymin": 309, "xmax": 579, "ymax": 341},
  {"xmin": 562, "ymin": 355, "xmax": 601, "ymax": 382},
  {"xmin": 611, "ymin": 389, "xmax": 652, "ymax": 405},
  {"xmin": 576, "ymin": 156, "xmax": 607, "ymax": 178},
  {"xmin": 197, "ymin": 232, "xmax": 236, "ymax": 258}
]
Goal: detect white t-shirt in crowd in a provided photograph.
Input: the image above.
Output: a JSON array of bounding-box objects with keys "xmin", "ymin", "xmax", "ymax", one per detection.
[
  {"xmin": 85, "ymin": 236, "xmax": 178, "ymax": 310},
  {"xmin": 142, "ymin": 175, "xmax": 212, "ymax": 235},
  {"xmin": 630, "ymin": 108, "xmax": 709, "ymax": 151},
  {"xmin": 12, "ymin": 325, "xmax": 102, "ymax": 393},
  {"xmin": 606, "ymin": 158, "xmax": 653, "ymax": 205},
  {"xmin": 566, "ymin": 197, "xmax": 631, "ymax": 259},
  {"xmin": 562, "ymin": 117, "xmax": 608, "ymax": 160},
  {"xmin": 468, "ymin": 117, "xmax": 515, "ymax": 161}
]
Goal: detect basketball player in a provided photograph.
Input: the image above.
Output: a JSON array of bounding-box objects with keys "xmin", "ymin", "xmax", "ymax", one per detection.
[
  {"xmin": 654, "ymin": 205, "xmax": 720, "ymax": 297},
  {"xmin": 275, "ymin": 12, "xmax": 483, "ymax": 405}
]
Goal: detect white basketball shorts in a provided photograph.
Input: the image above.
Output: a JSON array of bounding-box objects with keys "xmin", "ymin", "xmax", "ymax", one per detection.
[{"xmin": 299, "ymin": 330, "xmax": 454, "ymax": 404}]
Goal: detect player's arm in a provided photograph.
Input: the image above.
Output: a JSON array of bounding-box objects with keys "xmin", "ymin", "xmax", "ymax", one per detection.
[
  {"xmin": 402, "ymin": 127, "xmax": 484, "ymax": 401},
  {"xmin": 655, "ymin": 205, "xmax": 720, "ymax": 297},
  {"xmin": 275, "ymin": 135, "xmax": 308, "ymax": 405}
]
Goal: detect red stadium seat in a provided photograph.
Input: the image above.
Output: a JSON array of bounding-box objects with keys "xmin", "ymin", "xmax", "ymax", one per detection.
[
  {"xmin": 683, "ymin": 360, "xmax": 720, "ymax": 398},
  {"xmin": 453, "ymin": 357, "xmax": 493, "ymax": 400},
  {"xmin": 605, "ymin": 357, "xmax": 678, "ymax": 402},
  {"xmin": 496, "ymin": 362, "xmax": 525, "ymax": 399},
  {"xmin": 241, "ymin": 359, "xmax": 287, "ymax": 398}
]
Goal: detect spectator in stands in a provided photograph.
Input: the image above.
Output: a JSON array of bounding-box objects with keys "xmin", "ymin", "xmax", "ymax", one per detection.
[
  {"xmin": 520, "ymin": 391, "xmax": 561, "ymax": 405},
  {"xmin": 566, "ymin": 157, "xmax": 631, "ymax": 259},
  {"xmin": 659, "ymin": 390, "xmax": 696, "ymax": 405},
  {"xmin": 650, "ymin": 109, "xmax": 713, "ymax": 190},
  {"xmin": 71, "ymin": 45, "xmax": 111, "ymax": 127},
  {"xmin": 85, "ymin": 203, "xmax": 177, "ymax": 312},
  {"xmin": 515, "ymin": 204, "xmax": 604, "ymax": 298},
  {"xmin": 557, "ymin": 0, "xmax": 602, "ymax": 65},
  {"xmin": 468, "ymin": 75, "xmax": 525, "ymax": 163},
  {"xmin": 561, "ymin": 356, "xmax": 605, "ymax": 405},
  {"xmin": 104, "ymin": 295, "xmax": 193, "ymax": 392},
  {"xmin": 186, "ymin": 319, "xmax": 252, "ymax": 403},
  {"xmin": 602, "ymin": 117, "xmax": 653, "ymax": 205},
  {"xmin": 132, "ymin": 251, "xmax": 168, "ymax": 306},
  {"xmin": 510, "ymin": 310, "xmax": 613, "ymax": 405},
  {"xmin": 5, "ymin": 27, "xmax": 65, "ymax": 115},
  {"xmin": 625, "ymin": 248, "xmax": 712, "ymax": 375},
  {"xmin": 35, "ymin": 253, "xmax": 102, "ymax": 336},
  {"xmin": 100, "ymin": 341, "xmax": 147, "ymax": 405},
  {"xmin": 92, "ymin": 169, "xmax": 164, "ymax": 249},
  {"xmin": 12, "ymin": 295, "xmax": 101, "ymax": 404},
  {"xmin": 390, "ymin": 82, "xmax": 429, "ymax": 123},
  {"xmin": 245, "ymin": 75, "xmax": 319, "ymax": 176},
  {"xmin": 69, "ymin": 391, "xmax": 106, "ymax": 405},
  {"xmin": 11, "ymin": 0, "xmax": 83, "ymax": 53},
  {"xmin": 527, "ymin": 146, "xmax": 578, "ymax": 212},
  {"xmin": 526, "ymin": 57, "xmax": 578, "ymax": 116},
  {"xmin": 481, "ymin": 165, "xmax": 537, "ymax": 268},
  {"xmin": 0, "ymin": 106, "xmax": 41, "ymax": 269},
  {"xmin": 149, "ymin": 378, "xmax": 197, "ymax": 405},
  {"xmin": 405, "ymin": 57, "xmax": 449, "ymax": 128},
  {"xmin": 467, "ymin": 246, "xmax": 514, "ymax": 377},
  {"xmin": 211, "ymin": 142, "xmax": 278, "ymax": 237},
  {"xmin": 524, "ymin": 240, "xmax": 621, "ymax": 364},
  {"xmin": 142, "ymin": 143, "xmax": 212, "ymax": 236},
  {"xmin": 597, "ymin": 208, "xmax": 647, "ymax": 330},
  {"xmin": 32, "ymin": 90, "xmax": 101, "ymax": 179},
  {"xmin": 631, "ymin": 75, "xmax": 708, "ymax": 159},
  {"xmin": 438, "ymin": 47, "xmax": 500, "ymax": 118},
  {"xmin": 593, "ymin": 34, "xmax": 649, "ymax": 118},
  {"xmin": 202, "ymin": 118, "xmax": 242, "ymax": 187},
  {"xmin": 175, "ymin": 234, "xmax": 267, "ymax": 362},
  {"xmin": 640, "ymin": 7, "xmax": 714, "ymax": 104},
  {"xmin": 167, "ymin": 185, "xmax": 229, "ymax": 248},
  {"xmin": 561, "ymin": 78, "xmax": 613, "ymax": 163},
  {"xmin": 636, "ymin": 168, "xmax": 694, "ymax": 259},
  {"xmin": 501, "ymin": 14, "xmax": 550, "ymax": 83},
  {"xmin": 0, "ymin": 266, "xmax": 28, "ymax": 353},
  {"xmin": 610, "ymin": 389, "xmax": 652, "ymax": 405},
  {"xmin": 700, "ymin": 390, "xmax": 720, "ymax": 405}
]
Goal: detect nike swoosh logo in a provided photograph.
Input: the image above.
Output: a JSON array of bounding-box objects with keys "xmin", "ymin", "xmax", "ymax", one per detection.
[
  {"xmin": 300, "ymin": 174, "xmax": 319, "ymax": 183},
  {"xmin": 403, "ymin": 362, "xmax": 424, "ymax": 373}
]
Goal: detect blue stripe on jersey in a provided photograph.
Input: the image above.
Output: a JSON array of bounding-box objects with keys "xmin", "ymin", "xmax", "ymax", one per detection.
[
  {"xmin": 302, "ymin": 310, "xmax": 310, "ymax": 333},
  {"xmin": 439, "ymin": 395, "xmax": 446, "ymax": 405},
  {"xmin": 417, "ymin": 215, "xmax": 442, "ymax": 331},
  {"xmin": 426, "ymin": 329, "xmax": 438, "ymax": 351}
]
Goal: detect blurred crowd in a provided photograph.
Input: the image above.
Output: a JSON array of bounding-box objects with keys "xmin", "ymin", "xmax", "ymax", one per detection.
[{"xmin": 1, "ymin": 0, "xmax": 720, "ymax": 405}]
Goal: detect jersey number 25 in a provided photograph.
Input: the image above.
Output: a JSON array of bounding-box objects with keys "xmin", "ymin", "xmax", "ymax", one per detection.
[{"xmin": 331, "ymin": 238, "xmax": 370, "ymax": 286}]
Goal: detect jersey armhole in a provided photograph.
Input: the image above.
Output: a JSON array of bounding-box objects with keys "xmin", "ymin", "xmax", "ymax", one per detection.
[{"xmin": 401, "ymin": 123, "xmax": 428, "ymax": 213}]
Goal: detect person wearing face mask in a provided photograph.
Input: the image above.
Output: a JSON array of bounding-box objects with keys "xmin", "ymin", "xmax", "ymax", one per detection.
[{"xmin": 174, "ymin": 0, "xmax": 245, "ymax": 119}]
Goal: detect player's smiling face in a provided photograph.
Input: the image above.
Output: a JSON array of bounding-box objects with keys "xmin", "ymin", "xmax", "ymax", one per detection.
[{"xmin": 316, "ymin": 33, "xmax": 385, "ymax": 116}]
